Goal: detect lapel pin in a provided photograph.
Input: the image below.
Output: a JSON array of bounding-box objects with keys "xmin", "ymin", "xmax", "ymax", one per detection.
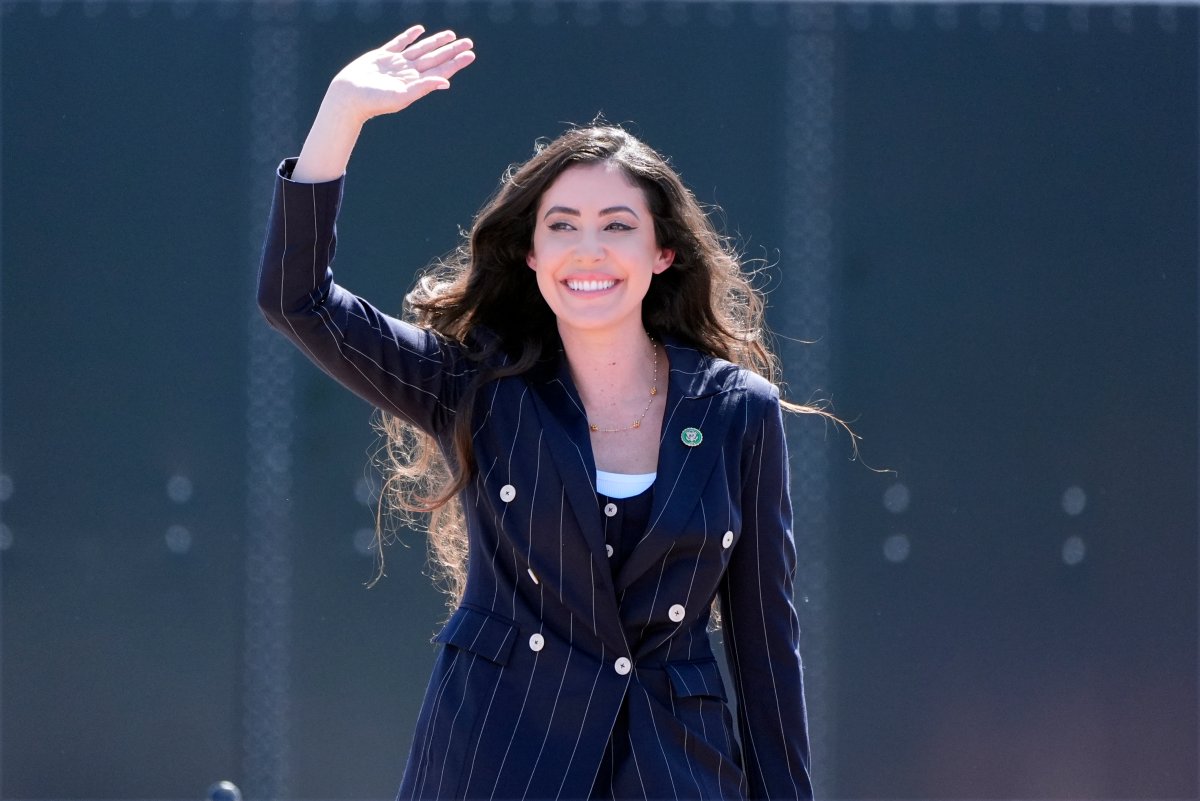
[{"xmin": 681, "ymin": 427, "xmax": 703, "ymax": 447}]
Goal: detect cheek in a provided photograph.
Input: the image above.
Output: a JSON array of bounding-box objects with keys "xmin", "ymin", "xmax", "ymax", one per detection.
[
  {"xmin": 527, "ymin": 234, "xmax": 559, "ymax": 270},
  {"xmin": 532, "ymin": 270, "xmax": 563, "ymax": 312},
  {"xmin": 530, "ymin": 262, "xmax": 556, "ymax": 291}
]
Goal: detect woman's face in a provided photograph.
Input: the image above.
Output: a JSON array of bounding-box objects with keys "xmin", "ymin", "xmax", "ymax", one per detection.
[{"xmin": 526, "ymin": 161, "xmax": 674, "ymax": 339}]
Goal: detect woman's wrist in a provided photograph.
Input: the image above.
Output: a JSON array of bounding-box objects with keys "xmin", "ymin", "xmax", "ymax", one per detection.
[{"xmin": 292, "ymin": 88, "xmax": 366, "ymax": 183}]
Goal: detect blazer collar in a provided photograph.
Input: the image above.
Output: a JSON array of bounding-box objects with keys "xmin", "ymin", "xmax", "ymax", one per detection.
[
  {"xmin": 653, "ymin": 335, "xmax": 744, "ymax": 402},
  {"xmin": 615, "ymin": 339, "xmax": 742, "ymax": 593},
  {"xmin": 531, "ymin": 336, "xmax": 744, "ymax": 595}
]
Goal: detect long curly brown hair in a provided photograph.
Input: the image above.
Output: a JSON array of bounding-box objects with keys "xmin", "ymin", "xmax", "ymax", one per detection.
[{"xmin": 371, "ymin": 124, "xmax": 841, "ymax": 601}]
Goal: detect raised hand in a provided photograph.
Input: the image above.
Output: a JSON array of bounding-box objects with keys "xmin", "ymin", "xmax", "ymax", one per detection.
[
  {"xmin": 292, "ymin": 25, "xmax": 475, "ymax": 183},
  {"xmin": 329, "ymin": 25, "xmax": 475, "ymax": 124}
]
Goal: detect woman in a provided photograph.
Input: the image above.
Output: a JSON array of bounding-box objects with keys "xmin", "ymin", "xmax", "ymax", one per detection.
[{"xmin": 259, "ymin": 26, "xmax": 816, "ymax": 800}]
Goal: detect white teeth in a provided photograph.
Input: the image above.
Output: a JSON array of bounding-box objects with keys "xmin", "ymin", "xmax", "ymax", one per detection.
[{"xmin": 566, "ymin": 279, "xmax": 616, "ymax": 292}]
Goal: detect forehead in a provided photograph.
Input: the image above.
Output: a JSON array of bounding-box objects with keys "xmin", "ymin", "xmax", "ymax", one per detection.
[{"xmin": 537, "ymin": 162, "xmax": 649, "ymax": 210}]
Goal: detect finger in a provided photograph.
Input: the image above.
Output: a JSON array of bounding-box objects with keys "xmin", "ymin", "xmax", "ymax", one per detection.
[
  {"xmin": 408, "ymin": 76, "xmax": 452, "ymax": 96},
  {"xmin": 383, "ymin": 76, "xmax": 451, "ymax": 112},
  {"xmin": 382, "ymin": 24, "xmax": 425, "ymax": 52},
  {"xmin": 412, "ymin": 38, "xmax": 474, "ymax": 71},
  {"xmin": 401, "ymin": 29, "xmax": 459, "ymax": 60},
  {"xmin": 420, "ymin": 48, "xmax": 476, "ymax": 81}
]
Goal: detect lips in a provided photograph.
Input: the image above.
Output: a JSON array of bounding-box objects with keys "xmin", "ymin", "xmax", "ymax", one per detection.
[{"xmin": 565, "ymin": 278, "xmax": 618, "ymax": 292}]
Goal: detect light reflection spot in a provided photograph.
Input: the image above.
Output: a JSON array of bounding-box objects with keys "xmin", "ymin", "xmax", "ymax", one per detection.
[
  {"xmin": 1062, "ymin": 535, "xmax": 1086, "ymax": 566},
  {"xmin": 883, "ymin": 482, "xmax": 910, "ymax": 514},
  {"xmin": 353, "ymin": 527, "xmax": 378, "ymax": 557},
  {"xmin": 165, "ymin": 524, "xmax": 192, "ymax": 555},
  {"xmin": 1061, "ymin": 486, "xmax": 1087, "ymax": 516},
  {"xmin": 167, "ymin": 475, "xmax": 193, "ymax": 504},
  {"xmin": 883, "ymin": 533, "xmax": 911, "ymax": 563}
]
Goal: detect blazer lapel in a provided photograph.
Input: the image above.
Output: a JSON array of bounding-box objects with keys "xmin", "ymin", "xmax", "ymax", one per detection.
[
  {"xmin": 528, "ymin": 354, "xmax": 629, "ymax": 647},
  {"xmin": 614, "ymin": 341, "xmax": 740, "ymax": 593},
  {"xmin": 531, "ymin": 364, "xmax": 604, "ymax": 555}
]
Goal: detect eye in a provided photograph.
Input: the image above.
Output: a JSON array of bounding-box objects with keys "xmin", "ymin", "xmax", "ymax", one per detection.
[
  {"xmin": 547, "ymin": 221, "xmax": 575, "ymax": 232},
  {"xmin": 605, "ymin": 221, "xmax": 634, "ymax": 231}
]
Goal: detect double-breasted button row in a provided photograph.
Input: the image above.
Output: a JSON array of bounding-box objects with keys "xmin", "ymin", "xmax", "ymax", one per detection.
[
  {"xmin": 529, "ymin": 641, "xmax": 634, "ymax": 676},
  {"xmin": 499, "ymin": 484, "xmax": 516, "ymax": 502}
]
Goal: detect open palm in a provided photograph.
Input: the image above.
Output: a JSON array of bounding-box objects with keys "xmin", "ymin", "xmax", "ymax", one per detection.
[{"xmin": 331, "ymin": 25, "xmax": 475, "ymax": 123}]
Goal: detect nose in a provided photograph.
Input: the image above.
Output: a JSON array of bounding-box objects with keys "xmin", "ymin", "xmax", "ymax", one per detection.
[{"xmin": 573, "ymin": 231, "xmax": 604, "ymax": 262}]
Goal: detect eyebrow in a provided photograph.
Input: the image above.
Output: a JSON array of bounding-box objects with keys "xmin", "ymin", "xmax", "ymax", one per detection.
[{"xmin": 542, "ymin": 205, "xmax": 641, "ymax": 220}]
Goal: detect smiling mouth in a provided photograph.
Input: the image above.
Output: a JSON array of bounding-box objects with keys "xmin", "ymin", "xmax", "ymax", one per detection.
[{"xmin": 565, "ymin": 279, "xmax": 618, "ymax": 293}]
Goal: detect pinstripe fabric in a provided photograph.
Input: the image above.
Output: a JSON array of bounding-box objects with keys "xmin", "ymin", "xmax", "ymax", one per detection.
[{"xmin": 257, "ymin": 160, "xmax": 813, "ymax": 800}]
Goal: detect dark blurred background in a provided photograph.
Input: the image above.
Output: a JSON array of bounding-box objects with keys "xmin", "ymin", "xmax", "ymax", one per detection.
[{"xmin": 0, "ymin": 0, "xmax": 1195, "ymax": 798}]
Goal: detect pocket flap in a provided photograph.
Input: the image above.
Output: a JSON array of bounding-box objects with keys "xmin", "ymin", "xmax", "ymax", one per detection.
[
  {"xmin": 666, "ymin": 659, "xmax": 727, "ymax": 701},
  {"xmin": 434, "ymin": 606, "xmax": 519, "ymax": 666}
]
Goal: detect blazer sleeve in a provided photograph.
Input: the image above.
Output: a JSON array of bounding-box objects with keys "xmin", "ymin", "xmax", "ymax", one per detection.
[
  {"xmin": 256, "ymin": 158, "xmax": 471, "ymax": 435},
  {"xmin": 719, "ymin": 386, "xmax": 814, "ymax": 800}
]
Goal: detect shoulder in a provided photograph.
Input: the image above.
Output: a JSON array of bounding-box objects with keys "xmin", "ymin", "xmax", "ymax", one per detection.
[
  {"xmin": 458, "ymin": 324, "xmax": 519, "ymax": 370},
  {"xmin": 732, "ymin": 364, "xmax": 780, "ymax": 405},
  {"xmin": 663, "ymin": 338, "xmax": 779, "ymax": 407}
]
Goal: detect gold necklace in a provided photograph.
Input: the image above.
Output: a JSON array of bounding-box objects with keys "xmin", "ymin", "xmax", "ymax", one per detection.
[{"xmin": 588, "ymin": 338, "xmax": 659, "ymax": 433}]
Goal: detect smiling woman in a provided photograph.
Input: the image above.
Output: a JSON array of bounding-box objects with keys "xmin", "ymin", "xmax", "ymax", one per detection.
[
  {"xmin": 257, "ymin": 24, "xmax": 827, "ymax": 801},
  {"xmin": 527, "ymin": 162, "xmax": 675, "ymax": 350}
]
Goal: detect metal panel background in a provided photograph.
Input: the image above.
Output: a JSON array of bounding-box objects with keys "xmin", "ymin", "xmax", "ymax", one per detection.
[{"xmin": 831, "ymin": 8, "xmax": 1197, "ymax": 797}]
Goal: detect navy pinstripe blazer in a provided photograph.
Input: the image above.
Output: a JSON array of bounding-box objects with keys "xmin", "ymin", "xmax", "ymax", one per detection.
[{"xmin": 258, "ymin": 160, "xmax": 813, "ymax": 801}]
